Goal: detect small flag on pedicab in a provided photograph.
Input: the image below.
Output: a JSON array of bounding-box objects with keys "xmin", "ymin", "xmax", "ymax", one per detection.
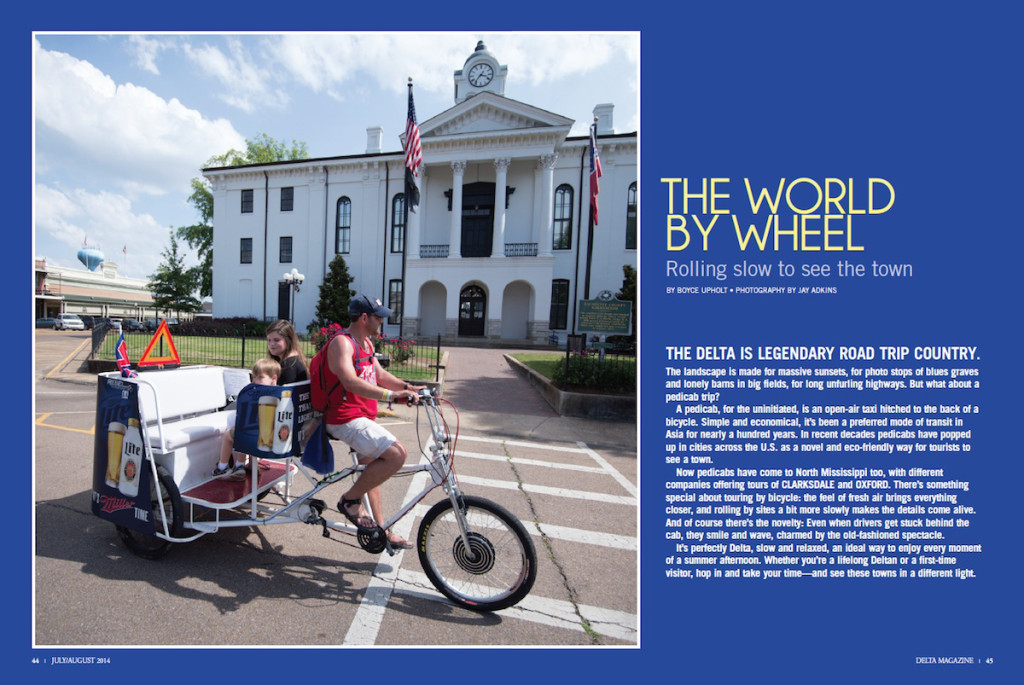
[{"xmin": 115, "ymin": 332, "xmax": 138, "ymax": 378}]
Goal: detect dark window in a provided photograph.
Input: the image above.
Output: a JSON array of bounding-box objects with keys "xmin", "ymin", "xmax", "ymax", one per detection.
[
  {"xmin": 241, "ymin": 189, "xmax": 254, "ymax": 213},
  {"xmin": 335, "ymin": 197, "xmax": 351, "ymax": 254},
  {"xmin": 388, "ymin": 280, "xmax": 403, "ymax": 325},
  {"xmin": 240, "ymin": 238, "xmax": 253, "ymax": 264},
  {"xmin": 281, "ymin": 186, "xmax": 294, "ymax": 212},
  {"xmin": 280, "ymin": 236, "xmax": 292, "ymax": 263},
  {"xmin": 391, "ymin": 194, "xmax": 406, "ymax": 253},
  {"xmin": 553, "ymin": 184, "xmax": 573, "ymax": 250},
  {"xmin": 625, "ymin": 182, "xmax": 637, "ymax": 250},
  {"xmin": 549, "ymin": 279, "xmax": 569, "ymax": 329}
]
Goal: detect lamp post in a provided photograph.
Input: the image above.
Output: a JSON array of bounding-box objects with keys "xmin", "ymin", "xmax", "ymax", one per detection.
[{"xmin": 283, "ymin": 268, "xmax": 304, "ymax": 324}]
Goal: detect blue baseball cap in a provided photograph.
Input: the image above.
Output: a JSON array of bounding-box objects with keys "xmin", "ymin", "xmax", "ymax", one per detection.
[{"xmin": 349, "ymin": 294, "xmax": 393, "ymax": 318}]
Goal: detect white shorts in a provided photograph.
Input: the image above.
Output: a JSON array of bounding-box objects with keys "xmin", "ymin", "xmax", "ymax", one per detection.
[{"xmin": 326, "ymin": 417, "xmax": 396, "ymax": 460}]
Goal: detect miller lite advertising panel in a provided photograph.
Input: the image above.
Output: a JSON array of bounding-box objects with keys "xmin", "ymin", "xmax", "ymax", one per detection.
[
  {"xmin": 233, "ymin": 381, "xmax": 311, "ymax": 458},
  {"xmin": 91, "ymin": 375, "xmax": 154, "ymax": 533}
]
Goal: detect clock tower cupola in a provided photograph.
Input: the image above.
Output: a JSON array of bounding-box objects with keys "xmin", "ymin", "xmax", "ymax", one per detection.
[{"xmin": 454, "ymin": 40, "xmax": 507, "ymax": 103}]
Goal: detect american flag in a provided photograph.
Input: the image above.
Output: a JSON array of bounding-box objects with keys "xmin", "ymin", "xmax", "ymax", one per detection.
[
  {"xmin": 589, "ymin": 123, "xmax": 604, "ymax": 225},
  {"xmin": 115, "ymin": 332, "xmax": 137, "ymax": 378},
  {"xmin": 404, "ymin": 81, "xmax": 423, "ymax": 212}
]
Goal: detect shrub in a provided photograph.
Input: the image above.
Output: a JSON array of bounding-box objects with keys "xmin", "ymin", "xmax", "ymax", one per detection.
[{"xmin": 554, "ymin": 353, "xmax": 636, "ymax": 394}]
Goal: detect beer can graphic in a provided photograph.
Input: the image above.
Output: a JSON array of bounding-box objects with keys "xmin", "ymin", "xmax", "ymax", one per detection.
[
  {"xmin": 106, "ymin": 421, "xmax": 126, "ymax": 488},
  {"xmin": 118, "ymin": 418, "xmax": 144, "ymax": 497},
  {"xmin": 257, "ymin": 396, "xmax": 279, "ymax": 451},
  {"xmin": 272, "ymin": 390, "xmax": 294, "ymax": 455}
]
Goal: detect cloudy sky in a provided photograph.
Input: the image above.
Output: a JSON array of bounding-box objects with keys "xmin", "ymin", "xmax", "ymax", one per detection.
[{"xmin": 33, "ymin": 32, "xmax": 639, "ymax": 282}]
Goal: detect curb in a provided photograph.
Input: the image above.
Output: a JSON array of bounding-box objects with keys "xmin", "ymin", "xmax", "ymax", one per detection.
[{"xmin": 503, "ymin": 354, "xmax": 636, "ymax": 421}]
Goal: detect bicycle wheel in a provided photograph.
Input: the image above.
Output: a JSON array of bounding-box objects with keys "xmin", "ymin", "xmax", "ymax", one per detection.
[
  {"xmin": 417, "ymin": 495, "xmax": 536, "ymax": 612},
  {"xmin": 116, "ymin": 465, "xmax": 183, "ymax": 560}
]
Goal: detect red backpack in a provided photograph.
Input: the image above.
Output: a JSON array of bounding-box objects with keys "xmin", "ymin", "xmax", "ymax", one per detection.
[{"xmin": 309, "ymin": 328, "xmax": 373, "ymax": 413}]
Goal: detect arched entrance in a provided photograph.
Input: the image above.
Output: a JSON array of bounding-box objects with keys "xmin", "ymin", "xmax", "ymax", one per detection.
[{"xmin": 459, "ymin": 285, "xmax": 486, "ymax": 336}]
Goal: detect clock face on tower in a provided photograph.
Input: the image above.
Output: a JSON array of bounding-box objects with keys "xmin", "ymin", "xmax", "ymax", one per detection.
[{"xmin": 468, "ymin": 62, "xmax": 494, "ymax": 87}]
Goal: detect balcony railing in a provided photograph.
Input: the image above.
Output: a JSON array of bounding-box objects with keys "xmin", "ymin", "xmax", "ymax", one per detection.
[
  {"xmin": 418, "ymin": 242, "xmax": 540, "ymax": 258},
  {"xmin": 420, "ymin": 244, "xmax": 450, "ymax": 258},
  {"xmin": 505, "ymin": 242, "xmax": 538, "ymax": 257}
]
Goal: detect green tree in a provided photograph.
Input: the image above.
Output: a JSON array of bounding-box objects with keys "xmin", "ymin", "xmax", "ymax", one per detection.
[
  {"xmin": 311, "ymin": 255, "xmax": 356, "ymax": 332},
  {"xmin": 176, "ymin": 133, "xmax": 309, "ymax": 298},
  {"xmin": 149, "ymin": 229, "xmax": 202, "ymax": 315},
  {"xmin": 616, "ymin": 264, "xmax": 637, "ymax": 340}
]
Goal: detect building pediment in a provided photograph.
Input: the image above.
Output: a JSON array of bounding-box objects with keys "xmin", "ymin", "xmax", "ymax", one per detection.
[{"xmin": 418, "ymin": 92, "xmax": 574, "ymax": 141}]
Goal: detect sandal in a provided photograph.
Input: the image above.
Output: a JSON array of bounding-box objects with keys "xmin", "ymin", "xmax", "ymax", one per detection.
[
  {"xmin": 338, "ymin": 497, "xmax": 375, "ymax": 530},
  {"xmin": 387, "ymin": 531, "xmax": 413, "ymax": 550}
]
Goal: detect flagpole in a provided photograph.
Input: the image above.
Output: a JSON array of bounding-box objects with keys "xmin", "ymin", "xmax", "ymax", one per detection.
[
  {"xmin": 584, "ymin": 118, "xmax": 599, "ymax": 300},
  {"xmin": 402, "ymin": 77, "xmax": 423, "ymax": 340},
  {"xmin": 400, "ymin": 78, "xmax": 413, "ymax": 338}
]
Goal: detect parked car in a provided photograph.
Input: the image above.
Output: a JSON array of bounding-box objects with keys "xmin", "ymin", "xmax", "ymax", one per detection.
[
  {"xmin": 79, "ymin": 315, "xmax": 96, "ymax": 329},
  {"xmin": 144, "ymin": 317, "xmax": 159, "ymax": 331},
  {"xmin": 123, "ymin": 318, "xmax": 145, "ymax": 332},
  {"xmin": 109, "ymin": 318, "xmax": 123, "ymax": 330},
  {"xmin": 36, "ymin": 317, "xmax": 56, "ymax": 329},
  {"xmin": 54, "ymin": 313, "xmax": 86, "ymax": 331}
]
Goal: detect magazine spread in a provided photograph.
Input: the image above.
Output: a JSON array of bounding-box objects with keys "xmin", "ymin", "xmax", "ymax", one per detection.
[{"xmin": 17, "ymin": 2, "xmax": 1021, "ymax": 683}]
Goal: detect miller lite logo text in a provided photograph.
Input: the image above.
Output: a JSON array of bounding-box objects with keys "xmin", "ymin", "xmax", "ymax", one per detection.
[{"xmin": 100, "ymin": 494, "xmax": 135, "ymax": 514}]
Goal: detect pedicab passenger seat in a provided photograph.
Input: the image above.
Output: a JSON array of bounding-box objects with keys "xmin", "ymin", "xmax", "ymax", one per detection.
[{"xmin": 132, "ymin": 365, "xmax": 235, "ymax": 493}]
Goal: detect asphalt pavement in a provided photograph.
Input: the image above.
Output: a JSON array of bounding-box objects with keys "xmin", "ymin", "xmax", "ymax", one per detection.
[{"xmin": 33, "ymin": 328, "xmax": 638, "ymax": 648}]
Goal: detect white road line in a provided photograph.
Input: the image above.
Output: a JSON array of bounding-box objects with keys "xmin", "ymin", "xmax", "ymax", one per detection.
[
  {"xmin": 342, "ymin": 471, "xmax": 425, "ymax": 646},
  {"xmin": 456, "ymin": 474, "xmax": 636, "ymax": 505},
  {"xmin": 455, "ymin": 449, "xmax": 608, "ymax": 474},
  {"xmin": 525, "ymin": 520, "xmax": 636, "ymax": 551},
  {"xmin": 458, "ymin": 433, "xmax": 589, "ymax": 454},
  {"xmin": 396, "ymin": 569, "xmax": 637, "ymax": 643},
  {"xmin": 577, "ymin": 441, "xmax": 638, "ymax": 498}
]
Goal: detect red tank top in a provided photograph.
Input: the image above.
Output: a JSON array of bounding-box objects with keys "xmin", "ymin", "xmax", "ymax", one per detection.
[{"xmin": 323, "ymin": 333, "xmax": 378, "ymax": 424}]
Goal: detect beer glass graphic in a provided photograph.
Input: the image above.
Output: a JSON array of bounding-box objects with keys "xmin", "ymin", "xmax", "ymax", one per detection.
[
  {"xmin": 257, "ymin": 396, "xmax": 279, "ymax": 450},
  {"xmin": 106, "ymin": 421, "xmax": 126, "ymax": 487}
]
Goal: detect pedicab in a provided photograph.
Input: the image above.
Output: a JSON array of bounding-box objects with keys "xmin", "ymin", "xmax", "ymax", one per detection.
[{"xmin": 90, "ymin": 328, "xmax": 536, "ymax": 612}]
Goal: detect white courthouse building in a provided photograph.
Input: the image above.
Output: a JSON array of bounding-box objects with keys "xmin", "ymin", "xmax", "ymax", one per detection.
[{"xmin": 204, "ymin": 41, "xmax": 637, "ymax": 343}]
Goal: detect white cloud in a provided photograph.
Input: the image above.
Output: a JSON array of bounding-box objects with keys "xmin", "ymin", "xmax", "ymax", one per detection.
[
  {"xmin": 265, "ymin": 32, "xmax": 638, "ymax": 99},
  {"xmin": 181, "ymin": 37, "xmax": 288, "ymax": 113},
  {"xmin": 127, "ymin": 35, "xmax": 171, "ymax": 75},
  {"xmin": 33, "ymin": 39, "xmax": 246, "ymax": 199}
]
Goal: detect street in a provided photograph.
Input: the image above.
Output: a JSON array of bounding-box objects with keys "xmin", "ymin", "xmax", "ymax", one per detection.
[{"xmin": 33, "ymin": 329, "xmax": 638, "ymax": 647}]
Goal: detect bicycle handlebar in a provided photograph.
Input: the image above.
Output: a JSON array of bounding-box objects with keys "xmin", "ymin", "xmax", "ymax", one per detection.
[{"xmin": 407, "ymin": 387, "xmax": 437, "ymax": 407}]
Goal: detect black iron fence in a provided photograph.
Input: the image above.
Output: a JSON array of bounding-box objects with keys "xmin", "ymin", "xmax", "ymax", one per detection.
[
  {"xmin": 558, "ymin": 334, "xmax": 636, "ymax": 394},
  {"xmin": 94, "ymin": 325, "xmax": 444, "ymax": 383}
]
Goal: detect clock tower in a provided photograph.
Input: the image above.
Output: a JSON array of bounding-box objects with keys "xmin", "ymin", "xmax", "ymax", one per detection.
[{"xmin": 454, "ymin": 41, "xmax": 507, "ymax": 103}]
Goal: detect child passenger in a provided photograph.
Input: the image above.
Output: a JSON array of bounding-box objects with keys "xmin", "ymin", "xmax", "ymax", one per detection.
[{"xmin": 212, "ymin": 358, "xmax": 281, "ymax": 480}]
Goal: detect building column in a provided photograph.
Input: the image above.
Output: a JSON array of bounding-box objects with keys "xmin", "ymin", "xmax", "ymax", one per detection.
[
  {"xmin": 491, "ymin": 158, "xmax": 511, "ymax": 258},
  {"xmin": 537, "ymin": 154, "xmax": 557, "ymax": 257},
  {"xmin": 449, "ymin": 161, "xmax": 466, "ymax": 258}
]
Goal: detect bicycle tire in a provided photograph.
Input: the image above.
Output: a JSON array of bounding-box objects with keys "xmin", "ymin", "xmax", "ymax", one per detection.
[
  {"xmin": 417, "ymin": 495, "xmax": 536, "ymax": 612},
  {"xmin": 116, "ymin": 465, "xmax": 183, "ymax": 560}
]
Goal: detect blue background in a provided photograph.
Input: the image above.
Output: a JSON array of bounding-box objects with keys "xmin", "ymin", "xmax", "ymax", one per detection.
[{"xmin": 12, "ymin": 1, "xmax": 1022, "ymax": 682}]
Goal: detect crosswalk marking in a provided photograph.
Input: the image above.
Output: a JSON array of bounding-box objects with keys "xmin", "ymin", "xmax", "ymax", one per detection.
[
  {"xmin": 346, "ymin": 435, "xmax": 636, "ymax": 645},
  {"xmin": 455, "ymin": 474, "xmax": 636, "ymax": 505},
  {"xmin": 395, "ymin": 569, "xmax": 637, "ymax": 643},
  {"xmin": 454, "ymin": 449, "xmax": 609, "ymax": 474}
]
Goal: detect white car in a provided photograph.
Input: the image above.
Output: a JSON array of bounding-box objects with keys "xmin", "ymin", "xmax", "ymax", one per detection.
[
  {"xmin": 54, "ymin": 313, "xmax": 86, "ymax": 331},
  {"xmin": 109, "ymin": 318, "xmax": 123, "ymax": 330}
]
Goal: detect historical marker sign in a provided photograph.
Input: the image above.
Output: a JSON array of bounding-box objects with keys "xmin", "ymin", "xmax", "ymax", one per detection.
[{"xmin": 578, "ymin": 290, "xmax": 632, "ymax": 335}]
